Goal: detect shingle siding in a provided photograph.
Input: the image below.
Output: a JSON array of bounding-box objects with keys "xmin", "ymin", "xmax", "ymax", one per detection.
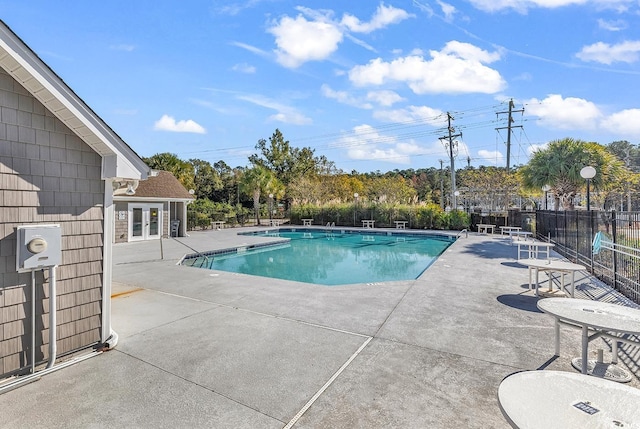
[{"xmin": 0, "ymin": 68, "xmax": 104, "ymax": 377}]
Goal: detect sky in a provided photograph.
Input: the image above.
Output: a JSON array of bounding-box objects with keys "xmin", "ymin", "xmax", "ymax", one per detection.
[{"xmin": 2, "ymin": 0, "xmax": 640, "ymax": 173}]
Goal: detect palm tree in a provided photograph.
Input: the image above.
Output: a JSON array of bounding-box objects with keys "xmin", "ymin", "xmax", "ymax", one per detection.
[
  {"xmin": 520, "ymin": 138, "xmax": 623, "ymax": 210},
  {"xmin": 239, "ymin": 166, "xmax": 282, "ymax": 225}
]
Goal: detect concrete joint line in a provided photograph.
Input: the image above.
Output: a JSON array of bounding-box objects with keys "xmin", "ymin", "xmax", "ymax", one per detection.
[
  {"xmin": 153, "ymin": 289, "xmax": 372, "ymax": 339},
  {"xmin": 283, "ymin": 336, "xmax": 373, "ymax": 429}
]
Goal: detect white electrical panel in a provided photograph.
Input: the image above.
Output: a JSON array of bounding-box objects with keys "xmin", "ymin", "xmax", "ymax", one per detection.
[{"xmin": 16, "ymin": 224, "xmax": 62, "ymax": 272}]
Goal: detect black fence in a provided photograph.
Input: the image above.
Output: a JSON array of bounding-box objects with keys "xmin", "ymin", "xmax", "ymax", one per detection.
[{"xmin": 536, "ymin": 210, "xmax": 640, "ymax": 304}]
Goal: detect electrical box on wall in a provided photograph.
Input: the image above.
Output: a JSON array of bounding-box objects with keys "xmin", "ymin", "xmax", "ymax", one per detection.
[{"xmin": 16, "ymin": 224, "xmax": 62, "ymax": 272}]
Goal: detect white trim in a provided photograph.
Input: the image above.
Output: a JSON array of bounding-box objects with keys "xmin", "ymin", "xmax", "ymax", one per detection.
[
  {"xmin": 0, "ymin": 21, "xmax": 148, "ymax": 181},
  {"xmin": 114, "ymin": 196, "xmax": 193, "ymax": 203},
  {"xmin": 102, "ymin": 180, "xmax": 114, "ymax": 344},
  {"xmin": 128, "ymin": 203, "xmax": 163, "ymax": 241}
]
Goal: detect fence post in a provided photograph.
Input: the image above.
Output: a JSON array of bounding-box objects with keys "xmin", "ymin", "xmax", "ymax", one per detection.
[
  {"xmin": 589, "ymin": 211, "xmax": 594, "ymax": 273},
  {"xmin": 575, "ymin": 213, "xmax": 580, "ymax": 263},
  {"xmin": 612, "ymin": 211, "xmax": 618, "ymax": 290}
]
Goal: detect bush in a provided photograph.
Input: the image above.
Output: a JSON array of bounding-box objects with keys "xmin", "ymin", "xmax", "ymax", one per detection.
[
  {"xmin": 289, "ymin": 201, "xmax": 469, "ymax": 230},
  {"xmin": 187, "ymin": 199, "xmax": 242, "ymax": 230}
]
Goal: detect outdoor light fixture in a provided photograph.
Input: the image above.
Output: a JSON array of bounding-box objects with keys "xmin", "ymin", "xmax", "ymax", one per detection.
[
  {"xmin": 580, "ymin": 166, "xmax": 596, "ymax": 211},
  {"xmin": 542, "ymin": 185, "xmax": 551, "ymax": 210},
  {"xmin": 353, "ymin": 193, "xmax": 359, "ymax": 226}
]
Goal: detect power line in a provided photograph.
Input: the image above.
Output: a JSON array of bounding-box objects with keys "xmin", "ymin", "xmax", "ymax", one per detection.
[
  {"xmin": 495, "ymin": 98, "xmax": 524, "ymax": 171},
  {"xmin": 439, "ymin": 112, "xmax": 462, "ymax": 209}
]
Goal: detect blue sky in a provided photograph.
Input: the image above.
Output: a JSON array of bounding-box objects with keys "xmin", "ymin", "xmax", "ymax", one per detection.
[{"xmin": 2, "ymin": 1, "xmax": 640, "ymax": 173}]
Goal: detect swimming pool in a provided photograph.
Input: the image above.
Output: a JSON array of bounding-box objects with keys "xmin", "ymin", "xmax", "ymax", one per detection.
[{"xmin": 182, "ymin": 229, "xmax": 454, "ymax": 286}]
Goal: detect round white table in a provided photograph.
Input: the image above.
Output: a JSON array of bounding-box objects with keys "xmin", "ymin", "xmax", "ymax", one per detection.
[
  {"xmin": 537, "ymin": 298, "xmax": 640, "ymax": 380},
  {"xmin": 498, "ymin": 370, "xmax": 640, "ymax": 428},
  {"xmin": 519, "ymin": 258, "xmax": 585, "ymax": 297}
]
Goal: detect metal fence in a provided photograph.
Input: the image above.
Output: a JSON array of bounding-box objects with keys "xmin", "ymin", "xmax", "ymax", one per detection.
[{"xmin": 536, "ymin": 210, "xmax": 640, "ymax": 304}]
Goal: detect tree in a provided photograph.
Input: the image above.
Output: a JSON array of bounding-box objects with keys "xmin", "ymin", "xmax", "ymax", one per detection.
[
  {"xmin": 457, "ymin": 166, "xmax": 521, "ymax": 210},
  {"xmin": 239, "ymin": 166, "xmax": 282, "ymax": 225},
  {"xmin": 607, "ymin": 140, "xmax": 640, "ymax": 172},
  {"xmin": 143, "ymin": 153, "xmax": 195, "ymax": 191},
  {"xmin": 520, "ymin": 138, "xmax": 623, "ymax": 210},
  {"xmin": 189, "ymin": 158, "xmax": 222, "ymax": 200},
  {"xmin": 248, "ymin": 129, "xmax": 332, "ymax": 206}
]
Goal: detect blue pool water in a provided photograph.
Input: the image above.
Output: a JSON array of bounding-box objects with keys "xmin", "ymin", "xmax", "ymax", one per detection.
[{"xmin": 182, "ymin": 230, "xmax": 453, "ymax": 286}]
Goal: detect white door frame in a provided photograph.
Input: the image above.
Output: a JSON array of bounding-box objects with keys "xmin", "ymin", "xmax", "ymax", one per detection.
[{"xmin": 128, "ymin": 203, "xmax": 163, "ymax": 241}]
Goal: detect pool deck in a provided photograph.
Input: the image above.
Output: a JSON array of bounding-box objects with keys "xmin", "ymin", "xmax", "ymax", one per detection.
[{"xmin": 2, "ymin": 226, "xmax": 639, "ymax": 428}]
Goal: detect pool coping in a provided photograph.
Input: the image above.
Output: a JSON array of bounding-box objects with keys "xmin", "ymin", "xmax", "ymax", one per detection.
[
  {"xmin": 179, "ymin": 227, "xmax": 456, "ymax": 286},
  {"xmin": 5, "ymin": 226, "xmax": 638, "ymax": 428}
]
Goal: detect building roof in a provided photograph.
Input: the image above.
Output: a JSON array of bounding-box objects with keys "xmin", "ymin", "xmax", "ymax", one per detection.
[
  {"xmin": 122, "ymin": 171, "xmax": 196, "ymax": 201},
  {"xmin": 0, "ymin": 19, "xmax": 148, "ymax": 181}
]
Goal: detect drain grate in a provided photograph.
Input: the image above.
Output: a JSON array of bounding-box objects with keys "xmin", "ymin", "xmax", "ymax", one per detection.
[{"xmin": 571, "ymin": 358, "xmax": 633, "ymax": 383}]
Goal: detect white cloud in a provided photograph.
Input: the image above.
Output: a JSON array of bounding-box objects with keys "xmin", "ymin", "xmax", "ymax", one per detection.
[
  {"xmin": 333, "ymin": 124, "xmax": 438, "ymax": 165},
  {"xmin": 348, "ymin": 41, "xmax": 505, "ymax": 94},
  {"xmin": 266, "ymin": 5, "xmax": 411, "ymax": 68},
  {"xmin": 527, "ymin": 143, "xmax": 549, "ymax": 156},
  {"xmin": 215, "ymin": 0, "xmax": 264, "ymax": 15},
  {"xmin": 237, "ymin": 94, "xmax": 312, "ymax": 125},
  {"xmin": 597, "ymin": 18, "xmax": 627, "ymax": 31},
  {"xmin": 366, "ymin": 90, "xmax": 404, "ymax": 106},
  {"xmin": 467, "ymin": 0, "xmax": 631, "ymax": 13},
  {"xmin": 600, "ymin": 108, "xmax": 640, "ymax": 137},
  {"xmin": 268, "ymin": 15, "xmax": 343, "ymax": 68},
  {"xmin": 232, "ymin": 63, "xmax": 256, "ymax": 73},
  {"xmin": 477, "ymin": 150, "xmax": 504, "ymax": 165},
  {"xmin": 437, "ymin": 1, "xmax": 457, "ymax": 22},
  {"xmin": 153, "ymin": 115, "xmax": 206, "ymax": 134},
  {"xmin": 341, "ymin": 3, "xmax": 412, "ymax": 33},
  {"xmin": 321, "ymin": 84, "xmax": 373, "ymax": 109},
  {"xmin": 525, "ymin": 94, "xmax": 602, "ymax": 130},
  {"xmin": 576, "ymin": 40, "xmax": 640, "ymax": 64},
  {"xmin": 373, "ymin": 105, "xmax": 444, "ymax": 124},
  {"xmin": 230, "ymin": 41, "xmax": 271, "ymax": 59}
]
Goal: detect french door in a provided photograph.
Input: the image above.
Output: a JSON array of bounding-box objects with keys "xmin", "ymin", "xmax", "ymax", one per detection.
[{"xmin": 129, "ymin": 204, "xmax": 163, "ymax": 241}]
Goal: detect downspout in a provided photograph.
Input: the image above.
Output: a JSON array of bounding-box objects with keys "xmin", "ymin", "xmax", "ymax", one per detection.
[
  {"xmin": 101, "ymin": 178, "xmax": 118, "ymax": 349},
  {"xmin": 45, "ymin": 265, "xmax": 57, "ymax": 368},
  {"xmin": 30, "ymin": 271, "xmax": 35, "ymax": 374}
]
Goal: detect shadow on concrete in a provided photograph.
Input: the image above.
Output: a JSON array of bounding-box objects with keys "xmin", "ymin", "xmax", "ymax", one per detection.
[
  {"xmin": 501, "ymin": 261, "xmax": 526, "ymax": 269},
  {"xmin": 496, "ymin": 294, "xmax": 542, "ymax": 313},
  {"xmin": 536, "ymin": 355, "xmax": 559, "ymax": 370},
  {"xmin": 460, "ymin": 241, "xmax": 516, "ymax": 260}
]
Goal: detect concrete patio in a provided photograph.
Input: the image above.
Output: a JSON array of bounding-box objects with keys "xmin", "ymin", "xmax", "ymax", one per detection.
[{"xmin": 2, "ymin": 227, "xmax": 639, "ymax": 428}]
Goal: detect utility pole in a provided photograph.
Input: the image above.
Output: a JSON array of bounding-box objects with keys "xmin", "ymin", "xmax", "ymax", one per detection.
[
  {"xmin": 439, "ymin": 159, "xmax": 444, "ymax": 209},
  {"xmin": 496, "ymin": 99, "xmax": 524, "ymax": 171},
  {"xmin": 439, "ymin": 112, "xmax": 462, "ymax": 210}
]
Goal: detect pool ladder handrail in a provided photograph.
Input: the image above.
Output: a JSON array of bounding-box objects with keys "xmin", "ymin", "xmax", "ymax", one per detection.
[
  {"xmin": 456, "ymin": 229, "xmax": 468, "ymax": 239},
  {"xmin": 171, "ymin": 236, "xmax": 211, "ymax": 268},
  {"xmin": 325, "ymin": 222, "xmax": 336, "ymax": 237}
]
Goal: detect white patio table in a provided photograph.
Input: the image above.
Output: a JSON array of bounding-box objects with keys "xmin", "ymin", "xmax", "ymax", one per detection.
[
  {"xmin": 516, "ymin": 241, "xmax": 554, "ymax": 260},
  {"xmin": 476, "ymin": 223, "xmax": 495, "ymax": 234},
  {"xmin": 519, "ymin": 258, "xmax": 585, "ymax": 297},
  {"xmin": 537, "ymin": 298, "xmax": 640, "ymax": 381},
  {"xmin": 361, "ymin": 220, "xmax": 375, "ymax": 228},
  {"xmin": 498, "ymin": 370, "xmax": 640, "ymax": 428},
  {"xmin": 499, "ymin": 226, "xmax": 521, "ymax": 235}
]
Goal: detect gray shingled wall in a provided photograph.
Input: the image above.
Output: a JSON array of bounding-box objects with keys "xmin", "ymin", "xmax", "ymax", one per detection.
[{"xmin": 0, "ymin": 68, "xmax": 104, "ymax": 377}]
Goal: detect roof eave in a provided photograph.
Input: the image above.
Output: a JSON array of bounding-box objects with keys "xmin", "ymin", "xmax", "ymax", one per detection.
[{"xmin": 0, "ymin": 20, "xmax": 149, "ymax": 181}]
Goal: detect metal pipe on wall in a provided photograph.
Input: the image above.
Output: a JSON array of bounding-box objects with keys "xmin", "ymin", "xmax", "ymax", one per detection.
[{"xmin": 45, "ymin": 265, "xmax": 57, "ymax": 369}]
